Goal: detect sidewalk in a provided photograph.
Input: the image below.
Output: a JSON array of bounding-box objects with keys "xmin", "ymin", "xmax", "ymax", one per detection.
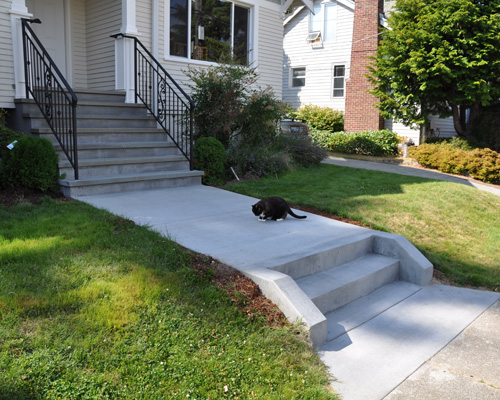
[{"xmin": 323, "ymin": 156, "xmax": 500, "ymax": 197}]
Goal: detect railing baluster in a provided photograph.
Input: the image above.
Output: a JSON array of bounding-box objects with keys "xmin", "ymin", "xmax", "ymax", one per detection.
[
  {"xmin": 22, "ymin": 18, "xmax": 79, "ymax": 180},
  {"xmin": 110, "ymin": 33, "xmax": 194, "ymax": 169}
]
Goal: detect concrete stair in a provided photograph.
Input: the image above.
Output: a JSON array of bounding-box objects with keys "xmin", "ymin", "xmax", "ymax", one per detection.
[
  {"xmin": 15, "ymin": 90, "xmax": 203, "ymax": 197},
  {"xmin": 248, "ymin": 231, "xmax": 433, "ymax": 348}
]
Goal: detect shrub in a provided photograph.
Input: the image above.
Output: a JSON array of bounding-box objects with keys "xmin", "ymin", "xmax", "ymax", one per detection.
[
  {"xmin": 284, "ymin": 135, "xmax": 328, "ymax": 167},
  {"xmin": 310, "ymin": 129, "xmax": 399, "ymax": 157},
  {"xmin": 0, "ymin": 135, "xmax": 59, "ymax": 192},
  {"xmin": 409, "ymin": 142, "xmax": 500, "ymax": 184},
  {"xmin": 193, "ymin": 137, "xmax": 227, "ymax": 186},
  {"xmin": 235, "ymin": 88, "xmax": 285, "ymax": 149},
  {"xmin": 295, "ymin": 104, "xmax": 344, "ymax": 132},
  {"xmin": 0, "ymin": 109, "xmax": 24, "ymax": 161},
  {"xmin": 228, "ymin": 143, "xmax": 290, "ymax": 179}
]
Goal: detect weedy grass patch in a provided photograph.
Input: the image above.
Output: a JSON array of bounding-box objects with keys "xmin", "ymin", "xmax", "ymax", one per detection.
[{"xmin": 0, "ymin": 197, "xmax": 336, "ymax": 400}]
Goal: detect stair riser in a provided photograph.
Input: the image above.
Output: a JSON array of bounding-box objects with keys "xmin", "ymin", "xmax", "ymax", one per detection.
[
  {"xmin": 19, "ymin": 102, "xmax": 148, "ymax": 117},
  {"xmin": 28, "ymin": 116, "xmax": 157, "ymax": 130},
  {"xmin": 313, "ymin": 262, "xmax": 399, "ymax": 315},
  {"xmin": 74, "ymin": 146, "xmax": 181, "ymax": 159},
  {"xmin": 60, "ymin": 160, "xmax": 189, "ymax": 179},
  {"xmin": 74, "ymin": 91, "xmax": 126, "ymax": 103},
  {"xmin": 61, "ymin": 175, "xmax": 201, "ymax": 197},
  {"xmin": 272, "ymin": 236, "xmax": 374, "ymax": 280}
]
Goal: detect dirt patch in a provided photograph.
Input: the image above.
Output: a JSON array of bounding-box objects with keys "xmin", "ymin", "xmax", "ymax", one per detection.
[{"xmin": 0, "ymin": 187, "xmax": 68, "ymax": 208}]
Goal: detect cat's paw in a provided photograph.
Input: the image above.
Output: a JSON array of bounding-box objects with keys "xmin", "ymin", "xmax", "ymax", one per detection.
[{"xmin": 276, "ymin": 218, "xmax": 284, "ymax": 221}]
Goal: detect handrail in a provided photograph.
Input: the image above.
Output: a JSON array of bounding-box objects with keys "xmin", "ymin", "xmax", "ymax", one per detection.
[
  {"xmin": 22, "ymin": 18, "xmax": 79, "ymax": 180},
  {"xmin": 111, "ymin": 33, "xmax": 195, "ymax": 170}
]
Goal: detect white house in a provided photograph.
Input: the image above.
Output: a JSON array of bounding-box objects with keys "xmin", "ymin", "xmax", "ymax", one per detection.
[
  {"xmin": 1, "ymin": 0, "xmax": 284, "ymax": 109},
  {"xmin": 0, "ymin": 0, "xmax": 286, "ymax": 196},
  {"xmin": 282, "ymin": 0, "xmax": 456, "ymax": 145}
]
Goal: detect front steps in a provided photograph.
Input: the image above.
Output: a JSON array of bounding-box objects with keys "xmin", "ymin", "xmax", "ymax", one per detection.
[
  {"xmin": 246, "ymin": 231, "xmax": 433, "ymax": 348},
  {"xmin": 15, "ymin": 90, "xmax": 203, "ymax": 197}
]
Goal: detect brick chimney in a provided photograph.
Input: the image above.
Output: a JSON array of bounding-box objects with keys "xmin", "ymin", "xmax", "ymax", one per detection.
[{"xmin": 344, "ymin": 0, "xmax": 384, "ymax": 132}]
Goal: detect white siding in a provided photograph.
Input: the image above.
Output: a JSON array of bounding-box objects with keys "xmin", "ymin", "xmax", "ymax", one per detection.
[
  {"xmin": 156, "ymin": 0, "xmax": 283, "ymax": 97},
  {"xmin": 256, "ymin": 5, "xmax": 283, "ymax": 96},
  {"xmin": 282, "ymin": 1, "xmax": 354, "ymax": 110},
  {"xmin": 86, "ymin": 0, "xmax": 121, "ymax": 90},
  {"xmin": 71, "ymin": 0, "xmax": 87, "ymax": 89},
  {"xmin": 0, "ymin": 0, "xmax": 15, "ymax": 108},
  {"xmin": 137, "ymin": 0, "xmax": 152, "ymax": 50}
]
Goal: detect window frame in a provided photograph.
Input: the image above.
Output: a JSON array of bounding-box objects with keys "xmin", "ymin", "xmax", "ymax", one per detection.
[
  {"xmin": 165, "ymin": 0, "xmax": 253, "ymax": 65},
  {"xmin": 308, "ymin": 1, "xmax": 337, "ymax": 43},
  {"xmin": 332, "ymin": 64, "xmax": 345, "ymax": 98},
  {"xmin": 290, "ymin": 66, "xmax": 306, "ymax": 88}
]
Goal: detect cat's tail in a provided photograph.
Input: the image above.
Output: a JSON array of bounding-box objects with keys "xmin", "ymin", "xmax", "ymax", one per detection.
[{"xmin": 288, "ymin": 210, "xmax": 307, "ymax": 219}]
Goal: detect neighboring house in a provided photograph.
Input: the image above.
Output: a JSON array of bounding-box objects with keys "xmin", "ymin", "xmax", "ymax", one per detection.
[{"xmin": 282, "ymin": 0, "xmax": 455, "ymax": 145}]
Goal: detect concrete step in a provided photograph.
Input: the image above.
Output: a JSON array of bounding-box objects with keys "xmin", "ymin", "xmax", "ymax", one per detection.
[
  {"xmin": 271, "ymin": 234, "xmax": 374, "ymax": 280},
  {"xmin": 35, "ymin": 128, "xmax": 170, "ymax": 144},
  {"xmin": 56, "ymin": 141, "xmax": 181, "ymax": 159},
  {"xmin": 59, "ymin": 155, "xmax": 189, "ymax": 179},
  {"xmin": 73, "ymin": 90, "xmax": 126, "ymax": 103},
  {"xmin": 324, "ymin": 281, "xmax": 422, "ymax": 341},
  {"xmin": 26, "ymin": 114, "xmax": 158, "ymax": 129},
  {"xmin": 296, "ymin": 253, "xmax": 399, "ymax": 315},
  {"xmin": 60, "ymin": 170, "xmax": 203, "ymax": 197}
]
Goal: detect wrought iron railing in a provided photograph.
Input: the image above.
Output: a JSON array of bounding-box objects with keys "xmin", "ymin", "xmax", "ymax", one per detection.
[
  {"xmin": 111, "ymin": 34, "xmax": 195, "ymax": 170},
  {"xmin": 22, "ymin": 18, "xmax": 79, "ymax": 179}
]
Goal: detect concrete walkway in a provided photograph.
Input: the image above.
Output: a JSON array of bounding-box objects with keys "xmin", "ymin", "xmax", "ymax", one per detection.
[
  {"xmin": 74, "ymin": 160, "xmax": 500, "ymax": 400},
  {"xmin": 324, "ymin": 156, "xmax": 500, "ymax": 197}
]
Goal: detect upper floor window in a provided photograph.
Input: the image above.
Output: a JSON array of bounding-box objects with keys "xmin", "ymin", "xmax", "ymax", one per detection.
[
  {"xmin": 169, "ymin": 0, "xmax": 250, "ymax": 64},
  {"xmin": 332, "ymin": 65, "xmax": 345, "ymax": 97},
  {"xmin": 308, "ymin": 2, "xmax": 337, "ymax": 42}
]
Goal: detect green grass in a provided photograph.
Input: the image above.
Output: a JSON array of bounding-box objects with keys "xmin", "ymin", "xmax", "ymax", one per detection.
[
  {"xmin": 0, "ymin": 197, "xmax": 336, "ymax": 400},
  {"xmin": 227, "ymin": 164, "xmax": 500, "ymax": 291}
]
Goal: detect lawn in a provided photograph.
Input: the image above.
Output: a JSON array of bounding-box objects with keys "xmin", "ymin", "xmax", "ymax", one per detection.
[
  {"xmin": 0, "ymin": 196, "xmax": 337, "ymax": 400},
  {"xmin": 227, "ymin": 164, "xmax": 500, "ymax": 291}
]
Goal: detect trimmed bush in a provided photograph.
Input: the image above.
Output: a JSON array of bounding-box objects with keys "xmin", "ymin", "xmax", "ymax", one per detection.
[
  {"xmin": 0, "ymin": 135, "xmax": 59, "ymax": 192},
  {"xmin": 310, "ymin": 129, "xmax": 399, "ymax": 157},
  {"xmin": 409, "ymin": 142, "xmax": 500, "ymax": 184},
  {"xmin": 295, "ymin": 104, "xmax": 344, "ymax": 132},
  {"xmin": 193, "ymin": 137, "xmax": 227, "ymax": 186}
]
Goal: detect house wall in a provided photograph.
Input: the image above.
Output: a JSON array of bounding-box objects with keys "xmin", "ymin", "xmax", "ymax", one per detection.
[
  {"xmin": 0, "ymin": 0, "xmax": 16, "ymax": 108},
  {"xmin": 86, "ymin": 0, "xmax": 121, "ymax": 90},
  {"xmin": 71, "ymin": 0, "xmax": 87, "ymax": 89},
  {"xmin": 282, "ymin": 1, "xmax": 354, "ymax": 111},
  {"xmin": 153, "ymin": 0, "xmax": 283, "ymax": 97}
]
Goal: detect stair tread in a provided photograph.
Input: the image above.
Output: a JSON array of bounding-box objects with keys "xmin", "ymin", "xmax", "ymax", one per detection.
[
  {"xmin": 59, "ymin": 155, "xmax": 186, "ymax": 167},
  {"xmin": 324, "ymin": 281, "xmax": 422, "ymax": 342},
  {"xmin": 60, "ymin": 170, "xmax": 203, "ymax": 187},
  {"xmin": 34, "ymin": 127, "xmax": 166, "ymax": 134},
  {"xmin": 296, "ymin": 253, "xmax": 399, "ymax": 299},
  {"xmin": 67, "ymin": 142, "xmax": 176, "ymax": 149}
]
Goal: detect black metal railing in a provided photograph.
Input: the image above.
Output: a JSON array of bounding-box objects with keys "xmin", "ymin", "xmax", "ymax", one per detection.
[
  {"xmin": 111, "ymin": 34, "xmax": 195, "ymax": 170},
  {"xmin": 22, "ymin": 18, "xmax": 79, "ymax": 179}
]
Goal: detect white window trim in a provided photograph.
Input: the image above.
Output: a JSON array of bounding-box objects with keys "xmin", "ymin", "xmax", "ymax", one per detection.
[
  {"xmin": 331, "ymin": 63, "xmax": 346, "ymax": 98},
  {"xmin": 290, "ymin": 66, "xmax": 306, "ymax": 89},
  {"xmin": 164, "ymin": 0, "xmax": 254, "ymax": 66},
  {"xmin": 307, "ymin": 1, "xmax": 337, "ymax": 43}
]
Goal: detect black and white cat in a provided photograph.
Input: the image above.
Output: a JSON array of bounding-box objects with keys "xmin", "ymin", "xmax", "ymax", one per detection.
[{"xmin": 251, "ymin": 196, "xmax": 307, "ymax": 221}]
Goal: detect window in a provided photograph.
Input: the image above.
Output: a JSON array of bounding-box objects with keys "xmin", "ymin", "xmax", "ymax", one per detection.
[
  {"xmin": 332, "ymin": 65, "xmax": 345, "ymax": 97},
  {"xmin": 169, "ymin": 0, "xmax": 250, "ymax": 64},
  {"xmin": 308, "ymin": 2, "xmax": 337, "ymax": 42},
  {"xmin": 291, "ymin": 67, "xmax": 305, "ymax": 87}
]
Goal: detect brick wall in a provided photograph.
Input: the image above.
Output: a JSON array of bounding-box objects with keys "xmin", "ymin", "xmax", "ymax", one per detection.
[{"xmin": 344, "ymin": 0, "xmax": 384, "ymax": 132}]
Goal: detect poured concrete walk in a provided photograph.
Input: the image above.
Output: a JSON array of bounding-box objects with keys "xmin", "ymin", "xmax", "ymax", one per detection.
[{"xmin": 74, "ymin": 181, "xmax": 500, "ymax": 400}]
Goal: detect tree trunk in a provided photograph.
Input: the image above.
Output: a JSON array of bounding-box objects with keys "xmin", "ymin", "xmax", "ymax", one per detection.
[{"xmin": 451, "ymin": 103, "xmax": 481, "ymax": 138}]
